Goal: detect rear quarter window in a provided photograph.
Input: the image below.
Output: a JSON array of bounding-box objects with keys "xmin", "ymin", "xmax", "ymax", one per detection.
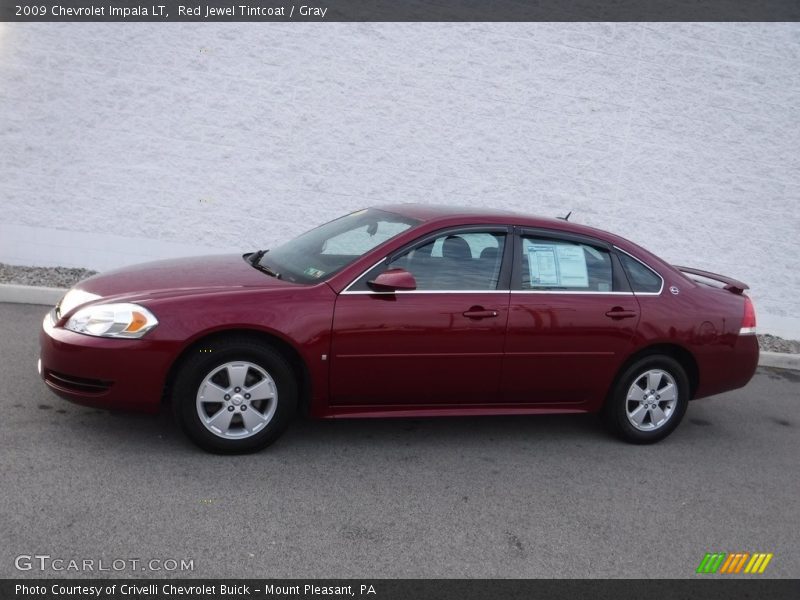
[{"xmin": 619, "ymin": 253, "xmax": 662, "ymax": 293}]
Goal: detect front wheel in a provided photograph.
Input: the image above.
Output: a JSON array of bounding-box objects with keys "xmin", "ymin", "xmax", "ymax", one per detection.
[
  {"xmin": 603, "ymin": 355, "xmax": 689, "ymax": 444},
  {"xmin": 172, "ymin": 338, "xmax": 297, "ymax": 453}
]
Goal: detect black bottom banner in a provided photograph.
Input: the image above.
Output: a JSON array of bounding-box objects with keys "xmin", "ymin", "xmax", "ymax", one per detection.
[{"xmin": 2, "ymin": 579, "xmax": 799, "ymax": 600}]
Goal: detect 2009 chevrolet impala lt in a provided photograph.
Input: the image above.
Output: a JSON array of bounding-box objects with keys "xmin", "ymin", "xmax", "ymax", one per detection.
[{"xmin": 39, "ymin": 205, "xmax": 759, "ymax": 452}]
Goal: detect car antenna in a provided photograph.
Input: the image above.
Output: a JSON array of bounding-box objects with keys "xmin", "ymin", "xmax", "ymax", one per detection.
[{"xmin": 557, "ymin": 211, "xmax": 572, "ymax": 221}]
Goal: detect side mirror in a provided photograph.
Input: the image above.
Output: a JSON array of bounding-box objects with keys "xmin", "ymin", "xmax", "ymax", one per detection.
[{"xmin": 367, "ymin": 268, "xmax": 417, "ymax": 292}]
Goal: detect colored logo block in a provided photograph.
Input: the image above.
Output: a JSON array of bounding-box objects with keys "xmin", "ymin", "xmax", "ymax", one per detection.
[{"xmin": 696, "ymin": 552, "xmax": 773, "ymax": 574}]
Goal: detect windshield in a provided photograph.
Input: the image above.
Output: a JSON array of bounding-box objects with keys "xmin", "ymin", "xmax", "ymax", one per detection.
[{"xmin": 257, "ymin": 208, "xmax": 419, "ymax": 284}]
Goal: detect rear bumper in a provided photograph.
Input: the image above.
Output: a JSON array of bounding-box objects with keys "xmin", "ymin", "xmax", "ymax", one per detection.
[
  {"xmin": 694, "ymin": 333, "xmax": 760, "ymax": 399},
  {"xmin": 39, "ymin": 313, "xmax": 173, "ymax": 413}
]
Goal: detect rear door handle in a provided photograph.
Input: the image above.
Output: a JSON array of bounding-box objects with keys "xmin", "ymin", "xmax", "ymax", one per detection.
[
  {"xmin": 463, "ymin": 309, "xmax": 499, "ymax": 319},
  {"xmin": 605, "ymin": 308, "xmax": 638, "ymax": 320}
]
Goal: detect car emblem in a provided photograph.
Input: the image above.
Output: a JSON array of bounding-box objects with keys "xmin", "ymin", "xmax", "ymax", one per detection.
[{"xmin": 670, "ymin": 286, "xmax": 680, "ymax": 295}]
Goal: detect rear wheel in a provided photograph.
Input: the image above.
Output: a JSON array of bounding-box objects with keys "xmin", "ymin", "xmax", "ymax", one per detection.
[
  {"xmin": 603, "ymin": 355, "xmax": 689, "ymax": 444},
  {"xmin": 172, "ymin": 338, "xmax": 297, "ymax": 453}
]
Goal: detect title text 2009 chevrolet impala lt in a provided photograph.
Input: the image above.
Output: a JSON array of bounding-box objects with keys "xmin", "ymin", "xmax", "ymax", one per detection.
[{"xmin": 39, "ymin": 205, "xmax": 758, "ymax": 452}]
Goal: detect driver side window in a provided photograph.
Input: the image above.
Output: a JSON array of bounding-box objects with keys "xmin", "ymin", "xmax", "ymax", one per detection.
[{"xmin": 353, "ymin": 230, "xmax": 506, "ymax": 291}]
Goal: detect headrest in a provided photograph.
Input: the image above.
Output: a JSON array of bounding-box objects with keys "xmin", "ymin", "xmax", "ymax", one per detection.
[
  {"xmin": 442, "ymin": 236, "xmax": 472, "ymax": 260},
  {"xmin": 480, "ymin": 247, "xmax": 498, "ymax": 261}
]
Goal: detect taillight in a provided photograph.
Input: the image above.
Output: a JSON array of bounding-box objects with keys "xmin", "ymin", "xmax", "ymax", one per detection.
[{"xmin": 740, "ymin": 296, "xmax": 756, "ymax": 335}]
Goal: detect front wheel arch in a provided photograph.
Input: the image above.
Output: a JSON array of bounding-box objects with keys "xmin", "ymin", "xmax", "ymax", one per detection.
[{"xmin": 162, "ymin": 328, "xmax": 311, "ymax": 416}]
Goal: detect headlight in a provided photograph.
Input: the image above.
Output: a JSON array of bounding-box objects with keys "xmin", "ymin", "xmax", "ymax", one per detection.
[
  {"xmin": 65, "ymin": 303, "xmax": 159, "ymax": 338},
  {"xmin": 58, "ymin": 289, "xmax": 101, "ymax": 317}
]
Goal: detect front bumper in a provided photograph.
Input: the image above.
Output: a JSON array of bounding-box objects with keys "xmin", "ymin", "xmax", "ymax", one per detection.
[{"xmin": 39, "ymin": 312, "xmax": 173, "ymax": 413}]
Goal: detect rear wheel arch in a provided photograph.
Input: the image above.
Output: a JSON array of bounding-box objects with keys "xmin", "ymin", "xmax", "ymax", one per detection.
[
  {"xmin": 162, "ymin": 328, "xmax": 312, "ymax": 416},
  {"xmin": 610, "ymin": 343, "xmax": 699, "ymax": 403}
]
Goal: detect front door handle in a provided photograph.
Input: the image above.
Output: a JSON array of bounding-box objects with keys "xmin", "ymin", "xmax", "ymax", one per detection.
[
  {"xmin": 463, "ymin": 309, "xmax": 499, "ymax": 319},
  {"xmin": 605, "ymin": 307, "xmax": 638, "ymax": 320}
]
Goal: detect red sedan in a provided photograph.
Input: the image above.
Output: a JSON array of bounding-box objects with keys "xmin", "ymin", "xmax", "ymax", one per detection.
[{"xmin": 39, "ymin": 205, "xmax": 759, "ymax": 452}]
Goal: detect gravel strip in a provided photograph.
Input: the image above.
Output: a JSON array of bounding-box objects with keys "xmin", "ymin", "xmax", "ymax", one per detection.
[
  {"xmin": 0, "ymin": 262, "xmax": 97, "ymax": 288},
  {"xmin": 2, "ymin": 263, "xmax": 799, "ymax": 354},
  {"xmin": 758, "ymin": 334, "xmax": 800, "ymax": 354}
]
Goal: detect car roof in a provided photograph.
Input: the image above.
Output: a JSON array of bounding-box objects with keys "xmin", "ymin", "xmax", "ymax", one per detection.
[
  {"xmin": 376, "ymin": 203, "xmax": 520, "ymax": 222},
  {"xmin": 376, "ymin": 203, "xmax": 598, "ymax": 233},
  {"xmin": 373, "ymin": 203, "xmax": 667, "ymax": 267}
]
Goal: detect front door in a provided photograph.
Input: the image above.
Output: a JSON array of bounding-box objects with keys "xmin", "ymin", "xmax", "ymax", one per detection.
[{"xmin": 330, "ymin": 228, "xmax": 511, "ymax": 407}]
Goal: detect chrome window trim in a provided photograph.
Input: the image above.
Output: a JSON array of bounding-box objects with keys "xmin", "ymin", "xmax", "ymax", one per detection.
[
  {"xmin": 343, "ymin": 289, "xmax": 634, "ymax": 296},
  {"xmin": 613, "ymin": 246, "xmax": 665, "ymax": 296},
  {"xmin": 341, "ymin": 290, "xmax": 511, "ymax": 295},
  {"xmin": 511, "ymin": 290, "xmax": 634, "ymax": 296}
]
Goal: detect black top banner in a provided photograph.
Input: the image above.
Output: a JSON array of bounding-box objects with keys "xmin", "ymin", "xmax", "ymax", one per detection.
[{"xmin": 2, "ymin": 0, "xmax": 800, "ymax": 22}]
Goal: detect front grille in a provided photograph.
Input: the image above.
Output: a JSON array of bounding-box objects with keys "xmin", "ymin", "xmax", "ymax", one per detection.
[{"xmin": 44, "ymin": 370, "xmax": 112, "ymax": 394}]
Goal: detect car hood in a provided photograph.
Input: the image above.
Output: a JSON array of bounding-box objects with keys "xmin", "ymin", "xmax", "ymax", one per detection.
[{"xmin": 71, "ymin": 254, "xmax": 297, "ymax": 304}]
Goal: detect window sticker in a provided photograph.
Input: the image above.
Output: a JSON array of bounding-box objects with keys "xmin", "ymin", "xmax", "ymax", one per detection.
[
  {"xmin": 303, "ymin": 266, "xmax": 326, "ymax": 278},
  {"xmin": 526, "ymin": 242, "xmax": 589, "ymax": 288},
  {"xmin": 527, "ymin": 244, "xmax": 559, "ymax": 286}
]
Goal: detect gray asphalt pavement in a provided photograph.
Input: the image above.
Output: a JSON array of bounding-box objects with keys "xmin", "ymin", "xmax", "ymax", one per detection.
[{"xmin": 0, "ymin": 302, "xmax": 798, "ymax": 579}]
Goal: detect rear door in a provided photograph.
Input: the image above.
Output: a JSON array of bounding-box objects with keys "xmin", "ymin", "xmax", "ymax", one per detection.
[
  {"xmin": 329, "ymin": 226, "xmax": 512, "ymax": 407},
  {"xmin": 502, "ymin": 228, "xmax": 640, "ymax": 406}
]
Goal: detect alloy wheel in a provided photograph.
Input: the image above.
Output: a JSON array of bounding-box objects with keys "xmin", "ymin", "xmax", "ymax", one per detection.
[
  {"xmin": 625, "ymin": 369, "xmax": 678, "ymax": 431},
  {"xmin": 196, "ymin": 361, "xmax": 278, "ymax": 439}
]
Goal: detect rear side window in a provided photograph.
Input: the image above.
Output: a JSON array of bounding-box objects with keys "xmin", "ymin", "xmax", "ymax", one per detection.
[
  {"xmin": 520, "ymin": 236, "xmax": 614, "ymax": 291},
  {"xmin": 619, "ymin": 253, "xmax": 662, "ymax": 293}
]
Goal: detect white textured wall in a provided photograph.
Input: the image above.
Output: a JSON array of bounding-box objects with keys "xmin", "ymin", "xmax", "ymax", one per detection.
[{"xmin": 1, "ymin": 23, "xmax": 799, "ymax": 336}]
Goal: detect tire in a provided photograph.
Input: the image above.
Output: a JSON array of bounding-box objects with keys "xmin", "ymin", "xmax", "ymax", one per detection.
[
  {"xmin": 602, "ymin": 355, "xmax": 689, "ymax": 444},
  {"xmin": 172, "ymin": 337, "xmax": 297, "ymax": 453}
]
